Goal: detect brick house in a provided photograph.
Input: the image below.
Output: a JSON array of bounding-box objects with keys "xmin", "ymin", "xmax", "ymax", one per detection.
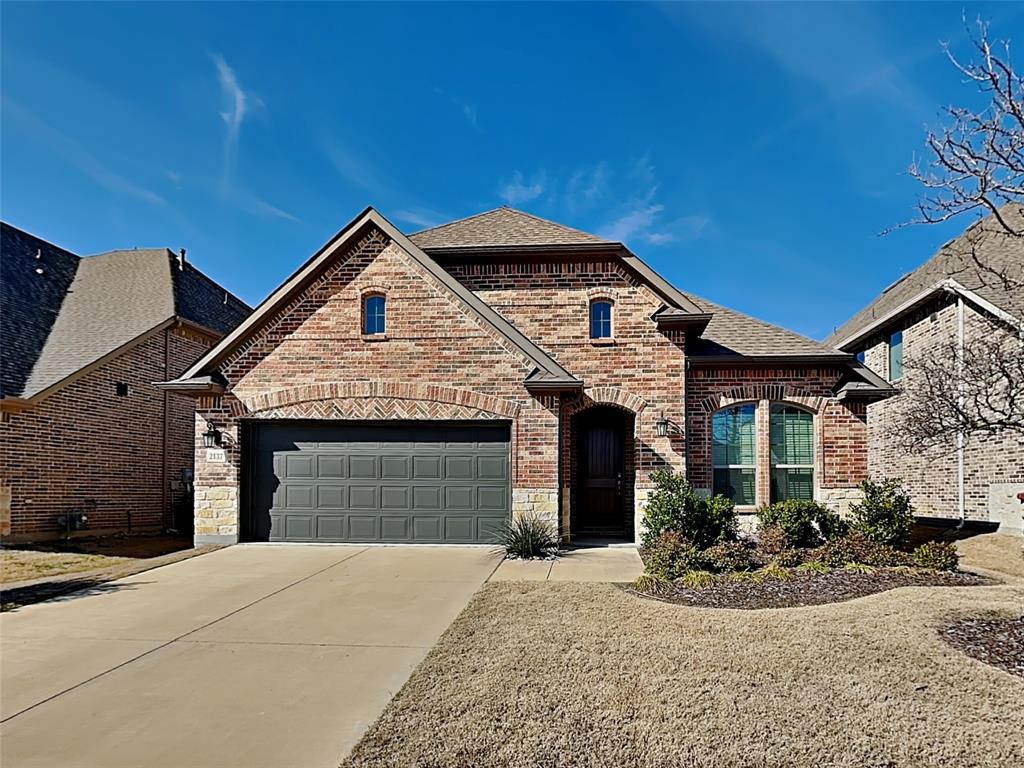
[
  {"xmin": 0, "ymin": 223, "xmax": 251, "ymax": 540},
  {"xmin": 160, "ymin": 206, "xmax": 892, "ymax": 546},
  {"xmin": 827, "ymin": 204, "xmax": 1024, "ymax": 534}
]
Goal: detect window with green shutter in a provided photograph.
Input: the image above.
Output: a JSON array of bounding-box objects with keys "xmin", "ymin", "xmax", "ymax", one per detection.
[
  {"xmin": 712, "ymin": 404, "xmax": 757, "ymax": 505},
  {"xmin": 769, "ymin": 404, "xmax": 814, "ymax": 502}
]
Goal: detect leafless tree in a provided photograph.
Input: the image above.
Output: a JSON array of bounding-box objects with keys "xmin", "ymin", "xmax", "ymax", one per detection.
[{"xmin": 894, "ymin": 16, "xmax": 1024, "ymax": 453}]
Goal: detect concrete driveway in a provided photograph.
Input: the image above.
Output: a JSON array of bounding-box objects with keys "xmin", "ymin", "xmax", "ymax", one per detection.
[{"xmin": 0, "ymin": 545, "xmax": 500, "ymax": 768}]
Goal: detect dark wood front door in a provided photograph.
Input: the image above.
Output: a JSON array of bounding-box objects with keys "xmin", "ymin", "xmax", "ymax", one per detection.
[{"xmin": 575, "ymin": 408, "xmax": 625, "ymax": 537}]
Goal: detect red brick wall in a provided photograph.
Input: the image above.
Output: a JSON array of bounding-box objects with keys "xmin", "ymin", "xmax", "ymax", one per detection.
[
  {"xmin": 685, "ymin": 365, "xmax": 867, "ymax": 510},
  {"xmin": 1, "ymin": 326, "xmax": 212, "ymax": 539}
]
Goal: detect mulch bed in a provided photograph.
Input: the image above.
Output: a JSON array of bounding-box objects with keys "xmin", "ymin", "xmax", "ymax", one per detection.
[
  {"xmin": 633, "ymin": 568, "xmax": 991, "ymax": 609},
  {"xmin": 940, "ymin": 616, "xmax": 1024, "ymax": 678}
]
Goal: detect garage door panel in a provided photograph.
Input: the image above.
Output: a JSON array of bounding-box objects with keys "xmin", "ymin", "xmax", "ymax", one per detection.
[{"xmin": 249, "ymin": 422, "xmax": 510, "ymax": 543}]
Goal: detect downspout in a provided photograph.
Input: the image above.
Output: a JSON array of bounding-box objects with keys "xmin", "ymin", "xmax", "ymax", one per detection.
[
  {"xmin": 162, "ymin": 329, "xmax": 171, "ymax": 532},
  {"xmin": 956, "ymin": 293, "xmax": 966, "ymax": 529}
]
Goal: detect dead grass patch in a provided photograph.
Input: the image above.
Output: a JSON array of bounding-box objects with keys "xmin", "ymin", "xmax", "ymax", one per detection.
[{"xmin": 345, "ymin": 578, "xmax": 1024, "ymax": 767}]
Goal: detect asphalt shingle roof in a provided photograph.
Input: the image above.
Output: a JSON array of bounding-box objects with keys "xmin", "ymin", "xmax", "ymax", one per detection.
[
  {"xmin": 1, "ymin": 223, "xmax": 251, "ymax": 400},
  {"xmin": 827, "ymin": 203, "xmax": 1024, "ymax": 347},
  {"xmin": 410, "ymin": 207, "xmax": 609, "ymax": 249}
]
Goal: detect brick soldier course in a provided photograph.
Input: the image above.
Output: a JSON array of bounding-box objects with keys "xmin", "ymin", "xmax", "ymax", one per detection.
[{"xmin": 163, "ymin": 206, "xmax": 890, "ymax": 545}]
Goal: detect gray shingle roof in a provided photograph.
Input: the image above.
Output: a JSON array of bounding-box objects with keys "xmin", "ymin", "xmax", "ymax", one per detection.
[
  {"xmin": 827, "ymin": 203, "xmax": 1024, "ymax": 347},
  {"xmin": 681, "ymin": 292, "xmax": 846, "ymax": 359},
  {"xmin": 410, "ymin": 206, "xmax": 609, "ymax": 249},
  {"xmin": 1, "ymin": 223, "xmax": 251, "ymax": 400}
]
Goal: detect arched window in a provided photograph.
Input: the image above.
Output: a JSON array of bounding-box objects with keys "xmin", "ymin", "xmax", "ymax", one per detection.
[
  {"xmin": 770, "ymin": 404, "xmax": 814, "ymax": 502},
  {"xmin": 590, "ymin": 300, "xmax": 613, "ymax": 339},
  {"xmin": 712, "ymin": 404, "xmax": 757, "ymax": 505},
  {"xmin": 362, "ymin": 294, "xmax": 386, "ymax": 335}
]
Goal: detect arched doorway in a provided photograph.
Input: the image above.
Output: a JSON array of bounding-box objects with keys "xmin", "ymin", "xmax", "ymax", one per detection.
[{"xmin": 571, "ymin": 406, "xmax": 635, "ymax": 540}]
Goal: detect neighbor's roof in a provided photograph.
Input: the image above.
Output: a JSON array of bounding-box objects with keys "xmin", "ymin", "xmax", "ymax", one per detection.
[
  {"xmin": 410, "ymin": 206, "xmax": 609, "ymax": 249},
  {"xmin": 1, "ymin": 223, "xmax": 252, "ymax": 400},
  {"xmin": 827, "ymin": 203, "xmax": 1024, "ymax": 348}
]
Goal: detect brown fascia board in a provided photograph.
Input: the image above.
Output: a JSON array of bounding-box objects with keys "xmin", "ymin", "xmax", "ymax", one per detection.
[
  {"xmin": 179, "ymin": 207, "xmax": 580, "ymax": 389},
  {"xmin": 653, "ymin": 308, "xmax": 713, "ymax": 335},
  {"xmin": 0, "ymin": 397, "xmax": 34, "ymax": 413},
  {"xmin": 686, "ymin": 354, "xmax": 854, "ymax": 365},
  {"xmin": 153, "ymin": 374, "xmax": 227, "ymax": 396}
]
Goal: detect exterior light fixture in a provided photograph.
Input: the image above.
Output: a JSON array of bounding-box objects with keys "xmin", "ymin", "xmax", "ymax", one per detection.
[
  {"xmin": 202, "ymin": 421, "xmax": 222, "ymax": 448},
  {"xmin": 656, "ymin": 411, "xmax": 670, "ymax": 438}
]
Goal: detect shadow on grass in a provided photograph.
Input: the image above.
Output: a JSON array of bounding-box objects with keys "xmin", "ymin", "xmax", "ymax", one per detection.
[{"xmin": 1, "ymin": 578, "xmax": 147, "ymax": 612}]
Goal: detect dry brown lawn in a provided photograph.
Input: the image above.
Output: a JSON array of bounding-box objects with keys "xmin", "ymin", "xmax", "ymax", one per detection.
[{"xmin": 344, "ymin": 539, "xmax": 1024, "ymax": 768}]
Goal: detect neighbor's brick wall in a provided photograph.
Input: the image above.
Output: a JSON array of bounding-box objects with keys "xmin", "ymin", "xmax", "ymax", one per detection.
[
  {"xmin": 0, "ymin": 326, "xmax": 212, "ymax": 539},
  {"xmin": 859, "ymin": 297, "xmax": 1024, "ymax": 522},
  {"xmin": 193, "ymin": 229, "xmax": 564, "ymax": 541},
  {"xmin": 685, "ymin": 366, "xmax": 868, "ymax": 513}
]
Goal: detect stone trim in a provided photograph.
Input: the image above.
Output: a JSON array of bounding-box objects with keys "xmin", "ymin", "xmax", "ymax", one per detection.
[{"xmin": 242, "ymin": 380, "xmax": 521, "ymax": 418}]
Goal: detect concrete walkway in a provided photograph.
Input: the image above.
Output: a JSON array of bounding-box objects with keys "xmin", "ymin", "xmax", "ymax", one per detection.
[
  {"xmin": 0, "ymin": 544, "xmax": 500, "ymax": 768},
  {"xmin": 490, "ymin": 545, "xmax": 643, "ymax": 582}
]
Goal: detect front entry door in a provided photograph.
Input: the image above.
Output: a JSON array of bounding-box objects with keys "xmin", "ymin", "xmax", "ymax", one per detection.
[{"xmin": 576, "ymin": 409, "xmax": 625, "ymax": 537}]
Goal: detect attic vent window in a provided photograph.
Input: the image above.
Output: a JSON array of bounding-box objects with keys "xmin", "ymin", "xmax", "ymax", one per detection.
[{"xmin": 115, "ymin": 383, "xmax": 129, "ymax": 397}]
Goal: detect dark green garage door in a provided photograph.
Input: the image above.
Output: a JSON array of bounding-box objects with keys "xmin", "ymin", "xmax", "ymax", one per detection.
[{"xmin": 247, "ymin": 422, "xmax": 511, "ymax": 543}]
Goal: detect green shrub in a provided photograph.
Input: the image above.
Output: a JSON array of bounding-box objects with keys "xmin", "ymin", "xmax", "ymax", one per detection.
[
  {"xmin": 757, "ymin": 500, "xmax": 848, "ymax": 549},
  {"xmin": 633, "ymin": 573, "xmax": 674, "ymax": 596},
  {"xmin": 727, "ymin": 570, "xmax": 766, "ymax": 584},
  {"xmin": 703, "ymin": 540, "xmax": 758, "ymax": 573},
  {"xmin": 843, "ymin": 562, "xmax": 876, "ymax": 574},
  {"xmin": 912, "ymin": 541, "xmax": 959, "ymax": 571},
  {"xmin": 642, "ymin": 532, "xmax": 707, "ymax": 580},
  {"xmin": 678, "ymin": 569, "xmax": 717, "ymax": 589},
  {"xmin": 498, "ymin": 514, "xmax": 558, "ymax": 559},
  {"xmin": 812, "ymin": 532, "xmax": 912, "ymax": 568},
  {"xmin": 796, "ymin": 560, "xmax": 831, "ymax": 575},
  {"xmin": 849, "ymin": 478, "xmax": 915, "ymax": 548},
  {"xmin": 760, "ymin": 562, "xmax": 794, "ymax": 581},
  {"xmin": 641, "ymin": 469, "xmax": 738, "ymax": 549}
]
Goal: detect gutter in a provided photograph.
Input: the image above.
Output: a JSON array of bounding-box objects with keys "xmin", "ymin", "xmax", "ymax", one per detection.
[{"xmin": 955, "ymin": 291, "xmax": 966, "ymax": 529}]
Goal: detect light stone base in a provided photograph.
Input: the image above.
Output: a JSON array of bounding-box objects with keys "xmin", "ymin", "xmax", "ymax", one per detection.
[
  {"xmin": 512, "ymin": 488, "xmax": 559, "ymax": 527},
  {"xmin": 633, "ymin": 486, "xmax": 652, "ymax": 544},
  {"xmin": 194, "ymin": 533, "xmax": 238, "ymax": 546},
  {"xmin": 989, "ymin": 483, "xmax": 1024, "ymax": 536},
  {"xmin": 818, "ymin": 486, "xmax": 864, "ymax": 516},
  {"xmin": 194, "ymin": 485, "xmax": 239, "ymax": 541}
]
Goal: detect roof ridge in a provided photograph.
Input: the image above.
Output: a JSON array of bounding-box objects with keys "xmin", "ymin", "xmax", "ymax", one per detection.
[
  {"xmin": 409, "ymin": 206, "xmax": 511, "ymax": 237},
  {"xmin": 1, "ymin": 220, "xmax": 81, "ymax": 261},
  {"xmin": 501, "ymin": 206, "xmax": 609, "ymax": 241}
]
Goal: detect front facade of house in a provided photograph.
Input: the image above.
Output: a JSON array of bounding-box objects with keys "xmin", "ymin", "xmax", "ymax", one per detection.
[
  {"xmin": 828, "ymin": 206, "xmax": 1024, "ymax": 534},
  {"xmin": 164, "ymin": 207, "xmax": 889, "ymax": 546},
  {"xmin": 0, "ymin": 223, "xmax": 251, "ymax": 540}
]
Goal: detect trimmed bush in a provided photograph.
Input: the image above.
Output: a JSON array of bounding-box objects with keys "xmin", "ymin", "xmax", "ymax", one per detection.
[
  {"xmin": 641, "ymin": 469, "xmax": 738, "ymax": 549},
  {"xmin": 813, "ymin": 532, "xmax": 912, "ymax": 568},
  {"xmin": 703, "ymin": 540, "xmax": 759, "ymax": 573},
  {"xmin": 642, "ymin": 532, "xmax": 707, "ymax": 580},
  {"xmin": 912, "ymin": 541, "xmax": 959, "ymax": 571},
  {"xmin": 498, "ymin": 514, "xmax": 558, "ymax": 559},
  {"xmin": 757, "ymin": 500, "xmax": 848, "ymax": 549},
  {"xmin": 849, "ymin": 478, "xmax": 915, "ymax": 548}
]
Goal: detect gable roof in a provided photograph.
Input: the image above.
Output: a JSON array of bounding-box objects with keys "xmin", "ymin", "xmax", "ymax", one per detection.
[
  {"xmin": 827, "ymin": 203, "xmax": 1024, "ymax": 349},
  {"xmin": 1, "ymin": 223, "xmax": 252, "ymax": 401},
  {"xmin": 174, "ymin": 207, "xmax": 580, "ymax": 390},
  {"xmin": 410, "ymin": 206, "xmax": 608, "ymax": 249}
]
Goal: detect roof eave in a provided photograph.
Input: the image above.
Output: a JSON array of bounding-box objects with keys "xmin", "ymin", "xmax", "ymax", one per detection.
[
  {"xmin": 686, "ymin": 353, "xmax": 854, "ymax": 365},
  {"xmin": 153, "ymin": 374, "xmax": 227, "ymax": 396},
  {"xmin": 654, "ymin": 312, "xmax": 713, "ymax": 335}
]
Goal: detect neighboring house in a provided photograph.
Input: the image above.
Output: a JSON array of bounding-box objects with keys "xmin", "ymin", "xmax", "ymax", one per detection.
[
  {"xmin": 160, "ymin": 206, "xmax": 892, "ymax": 546},
  {"xmin": 827, "ymin": 204, "xmax": 1024, "ymax": 534},
  {"xmin": 0, "ymin": 223, "xmax": 251, "ymax": 540}
]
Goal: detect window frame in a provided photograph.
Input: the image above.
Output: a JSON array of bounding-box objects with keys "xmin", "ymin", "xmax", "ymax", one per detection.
[
  {"xmin": 362, "ymin": 293, "xmax": 386, "ymax": 336},
  {"xmin": 768, "ymin": 403, "xmax": 816, "ymax": 503},
  {"xmin": 711, "ymin": 403, "xmax": 758, "ymax": 507},
  {"xmin": 589, "ymin": 299, "xmax": 614, "ymax": 340},
  {"xmin": 888, "ymin": 330, "xmax": 903, "ymax": 381}
]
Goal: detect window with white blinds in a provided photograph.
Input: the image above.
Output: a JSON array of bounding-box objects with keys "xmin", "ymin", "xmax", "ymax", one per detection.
[
  {"xmin": 712, "ymin": 404, "xmax": 757, "ymax": 506},
  {"xmin": 769, "ymin": 404, "xmax": 814, "ymax": 502}
]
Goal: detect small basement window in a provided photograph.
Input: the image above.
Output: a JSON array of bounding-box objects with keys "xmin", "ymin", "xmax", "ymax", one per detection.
[
  {"xmin": 590, "ymin": 300, "xmax": 613, "ymax": 339},
  {"xmin": 115, "ymin": 382, "xmax": 129, "ymax": 397}
]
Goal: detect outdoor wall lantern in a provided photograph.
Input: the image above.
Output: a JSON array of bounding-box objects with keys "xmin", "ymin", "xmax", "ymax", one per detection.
[
  {"xmin": 202, "ymin": 421, "xmax": 223, "ymax": 448},
  {"xmin": 656, "ymin": 411, "xmax": 671, "ymax": 438}
]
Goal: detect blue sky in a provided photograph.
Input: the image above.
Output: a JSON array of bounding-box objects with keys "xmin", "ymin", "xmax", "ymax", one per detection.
[{"xmin": 2, "ymin": 2, "xmax": 1019, "ymax": 340}]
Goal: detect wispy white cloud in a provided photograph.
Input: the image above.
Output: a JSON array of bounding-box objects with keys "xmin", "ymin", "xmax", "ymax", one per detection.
[
  {"xmin": 210, "ymin": 54, "xmax": 293, "ymax": 221},
  {"xmin": 326, "ymin": 143, "xmax": 386, "ymax": 193},
  {"xmin": 499, "ymin": 171, "xmax": 546, "ymax": 204},
  {"xmin": 566, "ymin": 162, "xmax": 609, "ymax": 211},
  {"xmin": 600, "ymin": 203, "xmax": 664, "ymax": 242},
  {"xmin": 433, "ymin": 87, "xmax": 481, "ymax": 130},
  {"xmin": 393, "ymin": 207, "xmax": 450, "ymax": 229},
  {"xmin": 3, "ymin": 96, "xmax": 165, "ymax": 206}
]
